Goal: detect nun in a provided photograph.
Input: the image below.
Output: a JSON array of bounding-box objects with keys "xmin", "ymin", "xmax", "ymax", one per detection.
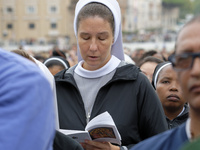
[
  {"xmin": 152, "ymin": 62, "xmax": 189, "ymax": 129},
  {"xmin": 44, "ymin": 56, "xmax": 70, "ymax": 76},
  {"xmin": 54, "ymin": 0, "xmax": 168, "ymax": 149}
]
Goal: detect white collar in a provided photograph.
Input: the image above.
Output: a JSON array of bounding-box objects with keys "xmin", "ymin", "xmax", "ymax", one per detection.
[
  {"xmin": 186, "ymin": 118, "xmax": 192, "ymax": 141},
  {"xmin": 43, "ymin": 57, "xmax": 68, "ymax": 69},
  {"xmin": 74, "ymin": 55, "xmax": 120, "ymax": 78},
  {"xmin": 177, "ymin": 107, "xmax": 185, "ymax": 117},
  {"xmin": 153, "ymin": 62, "xmax": 171, "ymax": 88}
]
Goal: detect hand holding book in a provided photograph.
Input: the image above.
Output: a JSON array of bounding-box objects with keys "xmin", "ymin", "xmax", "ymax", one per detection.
[{"xmin": 59, "ymin": 111, "xmax": 121, "ymax": 145}]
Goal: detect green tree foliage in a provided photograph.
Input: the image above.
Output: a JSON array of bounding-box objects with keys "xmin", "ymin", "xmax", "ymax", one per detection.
[
  {"xmin": 163, "ymin": 0, "xmax": 191, "ymax": 6},
  {"xmin": 192, "ymin": 0, "xmax": 200, "ymax": 15},
  {"xmin": 162, "ymin": 0, "xmax": 193, "ymax": 18}
]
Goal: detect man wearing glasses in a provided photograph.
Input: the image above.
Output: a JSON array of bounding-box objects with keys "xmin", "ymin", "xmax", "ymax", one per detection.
[{"xmin": 131, "ymin": 15, "xmax": 200, "ymax": 150}]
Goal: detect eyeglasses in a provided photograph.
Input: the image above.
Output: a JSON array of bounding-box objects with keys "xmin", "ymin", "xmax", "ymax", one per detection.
[{"xmin": 168, "ymin": 52, "xmax": 200, "ymax": 71}]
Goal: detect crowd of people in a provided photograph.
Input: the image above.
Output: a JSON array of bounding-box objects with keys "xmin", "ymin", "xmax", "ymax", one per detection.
[{"xmin": 1, "ymin": 0, "xmax": 200, "ymax": 150}]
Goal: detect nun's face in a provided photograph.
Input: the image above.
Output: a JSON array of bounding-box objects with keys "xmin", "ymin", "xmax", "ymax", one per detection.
[
  {"xmin": 77, "ymin": 16, "xmax": 114, "ymax": 71},
  {"xmin": 48, "ymin": 65, "xmax": 64, "ymax": 76},
  {"xmin": 156, "ymin": 65, "xmax": 186, "ymax": 115}
]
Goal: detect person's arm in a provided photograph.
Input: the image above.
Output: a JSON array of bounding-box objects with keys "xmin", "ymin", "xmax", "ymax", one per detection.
[
  {"xmin": 54, "ymin": 131, "xmax": 83, "ymax": 150},
  {"xmin": 137, "ymin": 73, "xmax": 168, "ymax": 140}
]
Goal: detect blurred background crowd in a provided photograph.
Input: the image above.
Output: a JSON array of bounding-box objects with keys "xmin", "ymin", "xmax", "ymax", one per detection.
[{"xmin": 0, "ymin": 0, "xmax": 199, "ymax": 65}]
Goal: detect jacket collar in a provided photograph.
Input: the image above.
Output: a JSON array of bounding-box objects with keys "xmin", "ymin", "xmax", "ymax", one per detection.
[{"xmin": 55, "ymin": 62, "xmax": 139, "ymax": 83}]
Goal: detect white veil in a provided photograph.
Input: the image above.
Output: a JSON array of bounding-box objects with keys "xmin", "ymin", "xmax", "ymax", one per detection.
[{"xmin": 73, "ymin": 0, "xmax": 124, "ymax": 62}]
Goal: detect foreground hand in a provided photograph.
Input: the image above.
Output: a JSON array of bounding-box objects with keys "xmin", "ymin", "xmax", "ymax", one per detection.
[{"xmin": 80, "ymin": 140, "xmax": 120, "ymax": 150}]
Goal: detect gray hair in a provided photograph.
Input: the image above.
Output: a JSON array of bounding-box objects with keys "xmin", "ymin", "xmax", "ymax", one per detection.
[{"xmin": 175, "ymin": 15, "xmax": 200, "ymax": 52}]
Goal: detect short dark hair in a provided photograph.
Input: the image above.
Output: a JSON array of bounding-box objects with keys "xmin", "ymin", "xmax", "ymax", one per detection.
[
  {"xmin": 138, "ymin": 56, "xmax": 164, "ymax": 67},
  {"xmin": 52, "ymin": 46, "xmax": 66, "ymax": 59},
  {"xmin": 76, "ymin": 2, "xmax": 115, "ymax": 36},
  {"xmin": 140, "ymin": 50, "xmax": 158, "ymax": 60}
]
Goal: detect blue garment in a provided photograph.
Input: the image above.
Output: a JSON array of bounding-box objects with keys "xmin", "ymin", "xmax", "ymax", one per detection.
[
  {"xmin": 0, "ymin": 48, "xmax": 55, "ymax": 150},
  {"xmin": 131, "ymin": 123, "xmax": 189, "ymax": 150}
]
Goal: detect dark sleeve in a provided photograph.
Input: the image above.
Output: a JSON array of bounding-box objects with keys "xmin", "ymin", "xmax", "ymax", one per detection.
[
  {"xmin": 53, "ymin": 130, "xmax": 84, "ymax": 150},
  {"xmin": 137, "ymin": 73, "xmax": 168, "ymax": 140}
]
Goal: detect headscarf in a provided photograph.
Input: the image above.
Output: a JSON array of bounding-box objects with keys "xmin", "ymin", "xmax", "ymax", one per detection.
[
  {"xmin": 31, "ymin": 56, "xmax": 60, "ymax": 129},
  {"xmin": 152, "ymin": 61, "xmax": 172, "ymax": 89},
  {"xmin": 74, "ymin": 0, "xmax": 124, "ymax": 62},
  {"xmin": 43, "ymin": 56, "xmax": 70, "ymax": 69}
]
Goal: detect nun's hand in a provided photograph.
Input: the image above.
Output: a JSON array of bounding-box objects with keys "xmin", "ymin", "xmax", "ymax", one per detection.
[{"xmin": 80, "ymin": 140, "xmax": 120, "ymax": 150}]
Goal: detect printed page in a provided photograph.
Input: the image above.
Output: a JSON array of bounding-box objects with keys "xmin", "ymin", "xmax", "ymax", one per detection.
[{"xmin": 85, "ymin": 111, "xmax": 121, "ymax": 145}]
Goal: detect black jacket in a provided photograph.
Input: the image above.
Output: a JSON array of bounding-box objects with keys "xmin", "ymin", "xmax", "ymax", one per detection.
[
  {"xmin": 55, "ymin": 62, "xmax": 168, "ymax": 149},
  {"xmin": 166, "ymin": 104, "xmax": 189, "ymax": 129}
]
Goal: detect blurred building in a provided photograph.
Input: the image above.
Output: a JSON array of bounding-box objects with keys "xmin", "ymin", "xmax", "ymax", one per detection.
[
  {"xmin": 0, "ymin": 0, "xmax": 179, "ymax": 47},
  {"xmin": 118, "ymin": 0, "xmax": 162, "ymax": 33},
  {"xmin": 162, "ymin": 5, "xmax": 180, "ymax": 31},
  {"xmin": 0, "ymin": 0, "xmax": 77, "ymax": 47}
]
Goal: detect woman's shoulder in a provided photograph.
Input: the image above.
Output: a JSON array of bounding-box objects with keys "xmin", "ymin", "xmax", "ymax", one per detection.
[
  {"xmin": 115, "ymin": 61, "xmax": 145, "ymax": 81},
  {"xmin": 118, "ymin": 61, "xmax": 140, "ymax": 72},
  {"xmin": 131, "ymin": 123, "xmax": 187, "ymax": 150},
  {"xmin": 54, "ymin": 65, "xmax": 76, "ymax": 81}
]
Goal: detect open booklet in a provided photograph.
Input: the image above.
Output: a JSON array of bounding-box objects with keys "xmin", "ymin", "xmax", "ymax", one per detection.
[{"xmin": 59, "ymin": 111, "xmax": 121, "ymax": 145}]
